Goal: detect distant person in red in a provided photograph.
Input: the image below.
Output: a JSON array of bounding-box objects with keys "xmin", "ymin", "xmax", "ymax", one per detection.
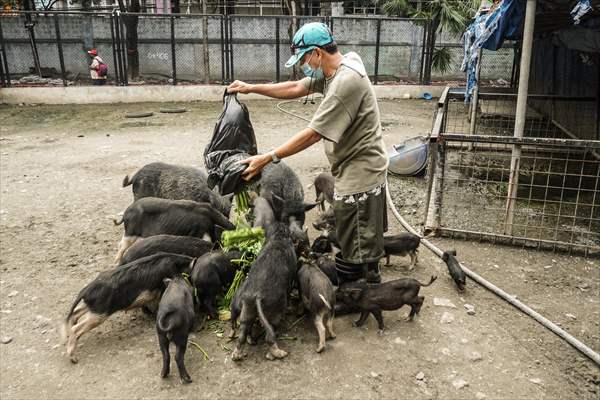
[{"xmin": 87, "ymin": 49, "xmax": 108, "ymax": 85}]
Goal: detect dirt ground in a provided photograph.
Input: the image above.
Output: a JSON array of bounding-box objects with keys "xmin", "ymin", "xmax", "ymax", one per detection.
[{"xmin": 0, "ymin": 98, "xmax": 598, "ymax": 400}]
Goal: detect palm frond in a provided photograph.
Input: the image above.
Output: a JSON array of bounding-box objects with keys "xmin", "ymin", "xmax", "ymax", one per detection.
[
  {"xmin": 375, "ymin": 0, "xmax": 411, "ymax": 17},
  {"xmin": 431, "ymin": 46, "xmax": 453, "ymax": 75},
  {"xmin": 438, "ymin": 0, "xmax": 469, "ymax": 34}
]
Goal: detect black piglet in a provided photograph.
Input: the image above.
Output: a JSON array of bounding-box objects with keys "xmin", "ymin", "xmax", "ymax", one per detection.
[{"xmin": 442, "ymin": 249, "xmax": 466, "ymax": 291}]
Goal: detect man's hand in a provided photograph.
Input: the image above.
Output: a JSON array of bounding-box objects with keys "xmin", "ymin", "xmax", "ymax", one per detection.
[
  {"xmin": 238, "ymin": 153, "xmax": 271, "ymax": 181},
  {"xmin": 227, "ymin": 80, "xmax": 253, "ymax": 94}
]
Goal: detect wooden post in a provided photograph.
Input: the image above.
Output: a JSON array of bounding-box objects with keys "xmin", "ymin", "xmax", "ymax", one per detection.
[
  {"xmin": 469, "ymin": 48, "xmax": 482, "ymax": 134},
  {"xmin": 504, "ymin": 0, "xmax": 537, "ymax": 235},
  {"xmin": 425, "ymin": 137, "xmax": 446, "ymax": 234}
]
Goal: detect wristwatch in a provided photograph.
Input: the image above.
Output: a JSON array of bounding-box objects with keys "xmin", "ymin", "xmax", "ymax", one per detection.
[{"xmin": 270, "ymin": 150, "xmax": 281, "ymax": 164}]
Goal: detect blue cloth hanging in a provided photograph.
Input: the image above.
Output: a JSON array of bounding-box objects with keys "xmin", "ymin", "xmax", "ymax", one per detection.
[{"xmin": 461, "ymin": 0, "xmax": 525, "ymax": 103}]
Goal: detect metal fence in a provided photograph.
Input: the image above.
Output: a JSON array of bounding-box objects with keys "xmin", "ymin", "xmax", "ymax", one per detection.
[
  {"xmin": 442, "ymin": 91, "xmax": 599, "ymax": 141},
  {"xmin": 0, "ymin": 10, "xmax": 516, "ymax": 87},
  {"xmin": 424, "ymin": 89, "xmax": 600, "ymax": 256}
]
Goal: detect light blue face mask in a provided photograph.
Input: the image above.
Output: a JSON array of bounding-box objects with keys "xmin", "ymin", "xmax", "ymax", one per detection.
[{"xmin": 302, "ymin": 51, "xmax": 324, "ymax": 79}]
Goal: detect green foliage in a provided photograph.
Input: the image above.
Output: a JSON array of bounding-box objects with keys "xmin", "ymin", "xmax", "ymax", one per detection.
[
  {"xmin": 378, "ymin": 0, "xmax": 479, "ymax": 35},
  {"xmin": 374, "ymin": 0, "xmax": 409, "ymax": 16},
  {"xmin": 431, "ymin": 46, "xmax": 453, "ymax": 75},
  {"xmin": 218, "ymin": 189, "xmax": 265, "ymax": 311}
]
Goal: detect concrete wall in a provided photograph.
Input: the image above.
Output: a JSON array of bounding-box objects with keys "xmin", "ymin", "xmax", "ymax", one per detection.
[
  {"xmin": 0, "ymin": 84, "xmax": 446, "ymax": 104},
  {"xmin": 2, "ymin": 14, "xmax": 515, "ymax": 83}
]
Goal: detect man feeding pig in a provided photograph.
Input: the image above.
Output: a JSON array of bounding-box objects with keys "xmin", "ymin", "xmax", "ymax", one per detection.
[{"xmin": 227, "ymin": 22, "xmax": 388, "ymax": 284}]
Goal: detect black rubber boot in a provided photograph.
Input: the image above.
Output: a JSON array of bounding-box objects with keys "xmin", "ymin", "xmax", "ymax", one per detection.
[
  {"xmin": 366, "ymin": 261, "xmax": 381, "ymax": 284},
  {"xmin": 334, "ymin": 253, "xmax": 367, "ymax": 283}
]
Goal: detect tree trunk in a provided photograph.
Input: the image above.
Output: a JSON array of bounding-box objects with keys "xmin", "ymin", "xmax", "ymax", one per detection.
[
  {"xmin": 124, "ymin": 0, "xmax": 140, "ymax": 80},
  {"xmin": 283, "ymin": 0, "xmax": 299, "ymax": 80},
  {"xmin": 423, "ymin": 19, "xmax": 438, "ymax": 85},
  {"xmin": 202, "ymin": 0, "xmax": 210, "ymax": 83},
  {"xmin": 23, "ymin": 0, "xmax": 42, "ymax": 77}
]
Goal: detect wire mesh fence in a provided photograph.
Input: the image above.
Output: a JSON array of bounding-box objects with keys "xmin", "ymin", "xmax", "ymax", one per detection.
[
  {"xmin": 442, "ymin": 92, "xmax": 599, "ymax": 140},
  {"xmin": 427, "ymin": 134, "xmax": 599, "ymax": 256},
  {"xmin": 0, "ymin": 11, "xmax": 513, "ymax": 87},
  {"xmin": 424, "ymin": 90, "xmax": 600, "ymax": 257},
  {"xmin": 0, "ymin": 12, "xmax": 118, "ymax": 85},
  {"xmin": 434, "ymin": 30, "xmax": 515, "ymax": 84}
]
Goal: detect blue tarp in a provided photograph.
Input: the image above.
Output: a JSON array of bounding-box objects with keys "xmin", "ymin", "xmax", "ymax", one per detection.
[
  {"xmin": 461, "ymin": 0, "xmax": 595, "ymax": 103},
  {"xmin": 461, "ymin": 0, "xmax": 525, "ymax": 103}
]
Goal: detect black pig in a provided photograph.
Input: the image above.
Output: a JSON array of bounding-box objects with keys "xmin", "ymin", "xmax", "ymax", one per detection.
[
  {"xmin": 62, "ymin": 253, "xmax": 194, "ymax": 363},
  {"xmin": 383, "ymin": 233, "xmax": 421, "ymax": 269},
  {"xmin": 313, "ymin": 172, "xmax": 334, "ymax": 211},
  {"xmin": 119, "ymin": 235, "xmax": 213, "ymax": 266},
  {"xmin": 337, "ymin": 276, "xmax": 437, "ymax": 334},
  {"xmin": 229, "ymin": 222, "xmax": 297, "ymax": 361},
  {"xmin": 442, "ymin": 249, "xmax": 466, "ymax": 291},
  {"xmin": 123, "ymin": 162, "xmax": 232, "ymax": 217},
  {"xmin": 190, "ymin": 250, "xmax": 242, "ymax": 319},
  {"xmin": 298, "ymin": 263, "xmax": 336, "ymax": 352},
  {"xmin": 112, "ymin": 198, "xmax": 235, "ymax": 265},
  {"xmin": 314, "ymin": 255, "xmax": 339, "ymax": 286},
  {"xmin": 156, "ymin": 276, "xmax": 195, "ymax": 384}
]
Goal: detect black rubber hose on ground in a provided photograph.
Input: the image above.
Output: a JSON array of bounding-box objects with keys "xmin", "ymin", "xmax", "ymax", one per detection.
[{"xmin": 275, "ymin": 99, "xmax": 600, "ymax": 366}]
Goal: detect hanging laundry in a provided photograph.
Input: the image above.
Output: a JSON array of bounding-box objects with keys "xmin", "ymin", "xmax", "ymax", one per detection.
[{"xmin": 461, "ymin": 0, "xmax": 525, "ymax": 103}]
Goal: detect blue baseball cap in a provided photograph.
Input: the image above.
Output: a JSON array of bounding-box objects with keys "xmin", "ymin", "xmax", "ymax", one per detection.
[{"xmin": 285, "ymin": 22, "xmax": 334, "ymax": 68}]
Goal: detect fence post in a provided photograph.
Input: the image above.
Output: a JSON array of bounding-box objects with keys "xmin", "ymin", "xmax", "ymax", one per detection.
[
  {"xmin": 418, "ymin": 20, "xmax": 427, "ymax": 84},
  {"xmin": 170, "ymin": 16, "xmax": 177, "ymax": 85},
  {"xmin": 510, "ymin": 43, "xmax": 519, "ymax": 88},
  {"xmin": 0, "ymin": 17, "xmax": 10, "ymax": 87},
  {"xmin": 374, "ymin": 18, "xmax": 381, "ymax": 85},
  {"xmin": 424, "ymin": 137, "xmax": 446, "ymax": 234},
  {"xmin": 119, "ymin": 13, "xmax": 129, "ymax": 85},
  {"xmin": 504, "ymin": 0, "xmax": 536, "ymax": 235},
  {"xmin": 24, "ymin": 14, "xmax": 42, "ymax": 78},
  {"xmin": 222, "ymin": 15, "xmax": 231, "ymax": 83},
  {"xmin": 220, "ymin": 16, "xmax": 226, "ymax": 83},
  {"xmin": 422, "ymin": 139, "xmax": 438, "ymax": 234},
  {"xmin": 329, "ymin": 16, "xmax": 334, "ymax": 33},
  {"xmin": 110, "ymin": 13, "xmax": 120, "ymax": 86},
  {"xmin": 228, "ymin": 16, "xmax": 234, "ymax": 81},
  {"xmin": 275, "ymin": 17, "xmax": 280, "ymax": 82},
  {"xmin": 201, "ymin": 13, "xmax": 210, "ymax": 84},
  {"xmin": 53, "ymin": 14, "xmax": 67, "ymax": 87},
  {"xmin": 115, "ymin": 12, "xmax": 126, "ymax": 85}
]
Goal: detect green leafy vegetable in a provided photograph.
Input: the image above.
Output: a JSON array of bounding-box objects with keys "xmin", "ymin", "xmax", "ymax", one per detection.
[{"xmin": 218, "ymin": 190, "xmax": 264, "ymax": 312}]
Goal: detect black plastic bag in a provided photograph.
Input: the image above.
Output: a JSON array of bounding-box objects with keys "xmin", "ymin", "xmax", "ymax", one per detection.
[{"xmin": 204, "ymin": 91, "xmax": 258, "ymax": 195}]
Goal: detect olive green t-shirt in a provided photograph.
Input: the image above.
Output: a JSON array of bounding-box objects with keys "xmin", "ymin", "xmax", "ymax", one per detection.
[{"xmin": 301, "ymin": 52, "xmax": 388, "ymax": 196}]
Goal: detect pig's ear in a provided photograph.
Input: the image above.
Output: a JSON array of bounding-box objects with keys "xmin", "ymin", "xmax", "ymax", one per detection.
[
  {"xmin": 303, "ymin": 202, "xmax": 319, "ymax": 212},
  {"xmin": 188, "ymin": 258, "xmax": 197, "ymax": 272}
]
